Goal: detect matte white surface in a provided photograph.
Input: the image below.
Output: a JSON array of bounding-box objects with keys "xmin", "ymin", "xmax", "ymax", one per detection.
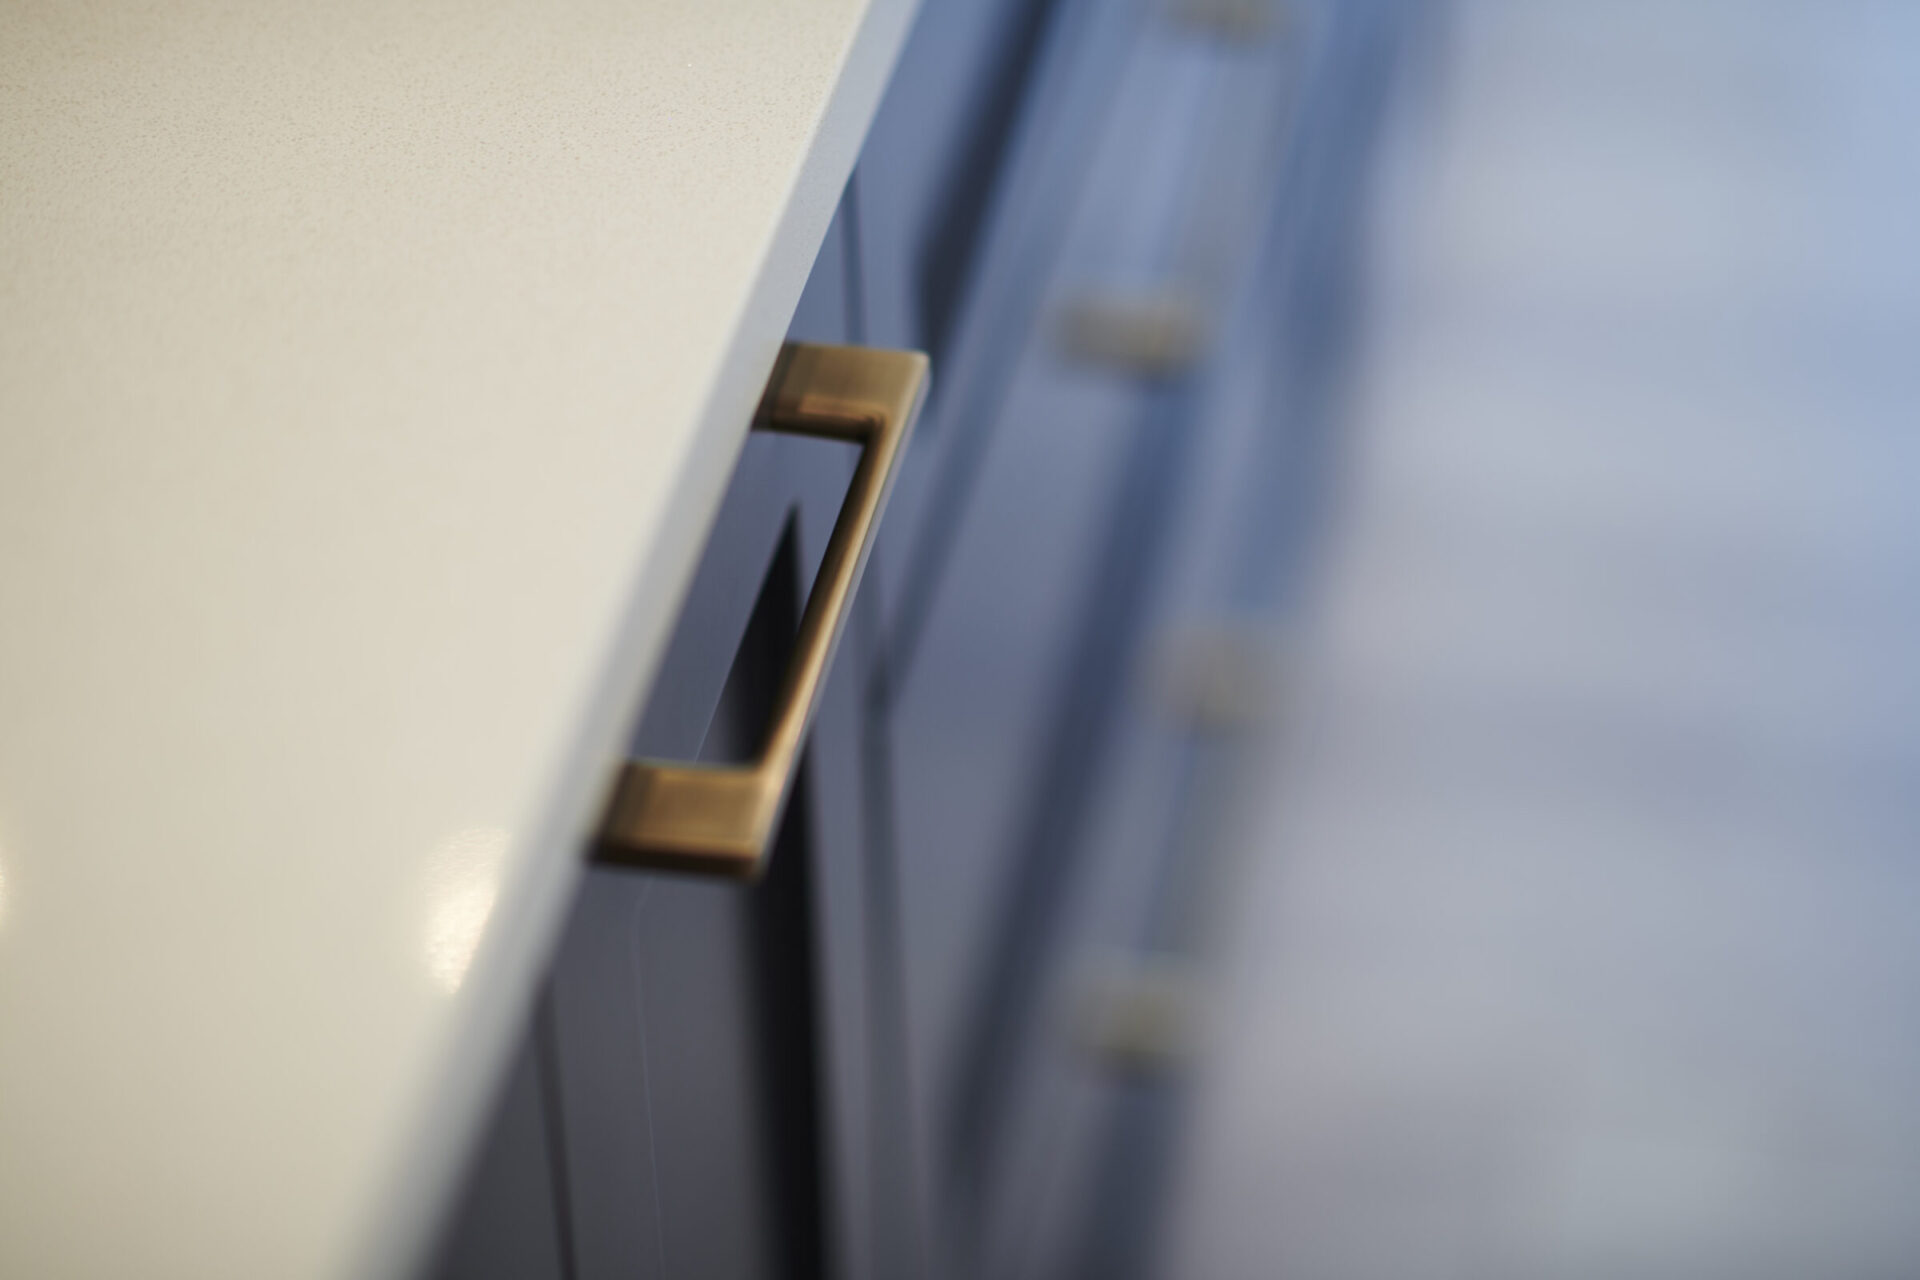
[{"xmin": 0, "ymin": 2, "xmax": 913, "ymax": 1276}]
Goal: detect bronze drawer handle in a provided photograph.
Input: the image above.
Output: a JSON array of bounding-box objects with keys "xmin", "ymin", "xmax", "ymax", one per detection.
[{"xmin": 595, "ymin": 343, "xmax": 928, "ymax": 878}]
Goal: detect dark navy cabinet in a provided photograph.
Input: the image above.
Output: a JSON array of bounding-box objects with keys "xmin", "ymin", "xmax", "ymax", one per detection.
[
  {"xmin": 431, "ymin": 195, "xmax": 892, "ymax": 1280},
  {"xmin": 428, "ymin": 2, "xmax": 1400, "ymax": 1276}
]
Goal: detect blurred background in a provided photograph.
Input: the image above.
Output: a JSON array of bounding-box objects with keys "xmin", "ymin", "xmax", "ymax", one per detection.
[
  {"xmin": 856, "ymin": 0, "xmax": 1920, "ymax": 1276},
  {"xmin": 1160, "ymin": 4, "xmax": 1920, "ymax": 1278}
]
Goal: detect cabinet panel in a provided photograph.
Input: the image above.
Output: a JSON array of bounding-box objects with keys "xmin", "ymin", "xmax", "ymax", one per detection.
[
  {"xmin": 858, "ymin": 0, "xmax": 1147, "ymax": 634},
  {"xmin": 869, "ymin": 8, "xmax": 1325, "ymax": 1274},
  {"xmin": 427, "ymin": 1030, "xmax": 569, "ymax": 1280},
  {"xmin": 551, "ymin": 526, "xmax": 823, "ymax": 1280},
  {"xmin": 857, "ymin": 0, "xmax": 1060, "ymax": 361},
  {"xmin": 428, "ymin": 189, "xmax": 896, "ymax": 1280},
  {"xmin": 974, "ymin": 10, "xmax": 1414, "ymax": 1278}
]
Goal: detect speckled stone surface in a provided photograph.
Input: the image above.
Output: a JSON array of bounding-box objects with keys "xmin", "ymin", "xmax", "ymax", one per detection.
[{"xmin": 0, "ymin": 3, "xmax": 913, "ymax": 1275}]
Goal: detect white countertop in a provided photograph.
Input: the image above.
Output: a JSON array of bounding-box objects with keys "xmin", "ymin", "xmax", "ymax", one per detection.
[{"xmin": 0, "ymin": 2, "xmax": 913, "ymax": 1275}]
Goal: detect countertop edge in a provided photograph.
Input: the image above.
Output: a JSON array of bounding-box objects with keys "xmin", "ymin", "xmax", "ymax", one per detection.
[{"xmin": 349, "ymin": 3, "xmax": 919, "ymax": 1275}]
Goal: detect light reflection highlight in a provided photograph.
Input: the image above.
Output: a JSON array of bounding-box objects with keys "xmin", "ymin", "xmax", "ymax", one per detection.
[{"xmin": 423, "ymin": 826, "xmax": 508, "ymax": 994}]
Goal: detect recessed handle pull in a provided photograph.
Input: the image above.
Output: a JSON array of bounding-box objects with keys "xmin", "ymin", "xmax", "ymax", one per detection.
[{"xmin": 594, "ymin": 343, "xmax": 928, "ymax": 878}]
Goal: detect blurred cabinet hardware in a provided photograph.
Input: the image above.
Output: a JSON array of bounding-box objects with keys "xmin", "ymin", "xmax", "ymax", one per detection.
[
  {"xmin": 1166, "ymin": 0, "xmax": 1287, "ymax": 44},
  {"xmin": 1073, "ymin": 954, "xmax": 1206, "ymax": 1077},
  {"xmin": 1148, "ymin": 624, "xmax": 1284, "ymax": 735},
  {"xmin": 1057, "ymin": 289, "xmax": 1209, "ymax": 379},
  {"xmin": 596, "ymin": 343, "xmax": 926, "ymax": 879}
]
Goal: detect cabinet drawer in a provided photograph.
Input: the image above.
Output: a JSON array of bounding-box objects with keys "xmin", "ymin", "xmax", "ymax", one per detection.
[
  {"xmin": 966, "ymin": 8, "xmax": 1415, "ymax": 1276},
  {"xmin": 857, "ymin": 0, "xmax": 1065, "ymax": 363},
  {"xmin": 428, "ymin": 195, "xmax": 923, "ymax": 1280},
  {"xmin": 870, "ymin": 4, "xmax": 1333, "ymax": 1271}
]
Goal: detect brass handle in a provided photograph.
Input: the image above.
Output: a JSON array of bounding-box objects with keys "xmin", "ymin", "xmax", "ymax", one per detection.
[{"xmin": 595, "ymin": 343, "xmax": 928, "ymax": 878}]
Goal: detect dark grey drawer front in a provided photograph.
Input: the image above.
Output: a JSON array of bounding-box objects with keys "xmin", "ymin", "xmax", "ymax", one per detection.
[
  {"xmin": 856, "ymin": 0, "xmax": 1062, "ymax": 363},
  {"xmin": 860, "ymin": 3, "xmax": 1392, "ymax": 1275},
  {"xmin": 429, "ymin": 193, "xmax": 893, "ymax": 1280},
  {"xmin": 425, "ymin": 3, "xmax": 1407, "ymax": 1275}
]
